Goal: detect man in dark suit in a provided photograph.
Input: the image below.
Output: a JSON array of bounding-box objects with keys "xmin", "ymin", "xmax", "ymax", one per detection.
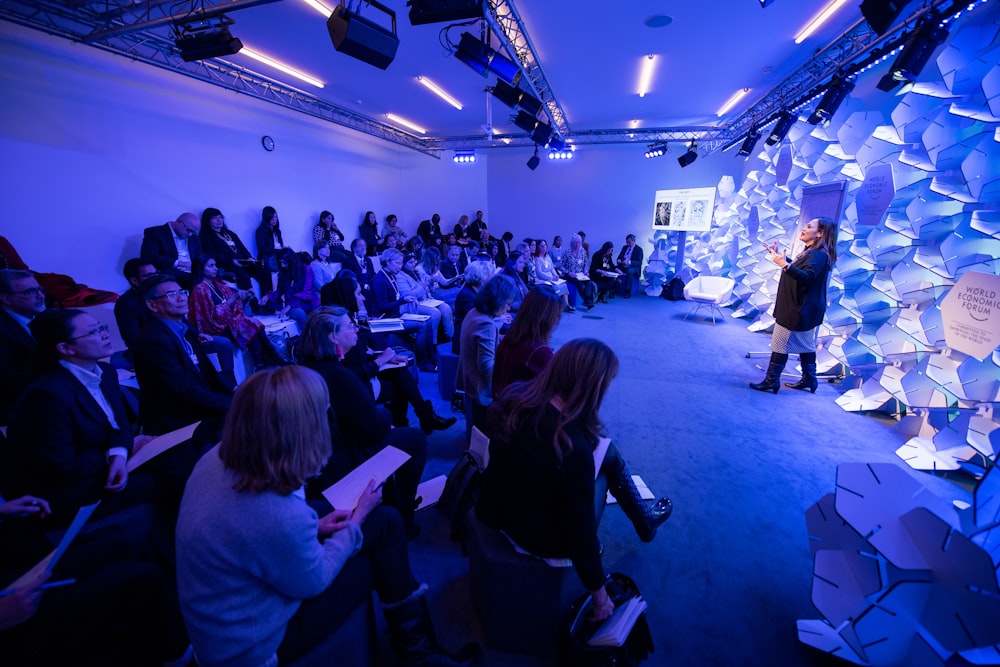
[
  {"xmin": 616, "ymin": 234, "xmax": 644, "ymax": 298},
  {"xmin": 343, "ymin": 238, "xmax": 376, "ymax": 292},
  {"xmin": 113, "ymin": 258, "xmax": 158, "ymax": 366},
  {"xmin": 0, "ymin": 269, "xmax": 45, "ymax": 423},
  {"xmin": 416, "ymin": 213, "xmax": 444, "ymax": 249},
  {"xmin": 140, "ymin": 212, "xmax": 201, "ymax": 288},
  {"xmin": 133, "ymin": 275, "xmax": 234, "ymax": 441}
]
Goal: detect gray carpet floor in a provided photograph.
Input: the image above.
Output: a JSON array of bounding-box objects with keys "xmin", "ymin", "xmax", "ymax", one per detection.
[{"xmin": 398, "ymin": 294, "xmax": 963, "ymax": 667}]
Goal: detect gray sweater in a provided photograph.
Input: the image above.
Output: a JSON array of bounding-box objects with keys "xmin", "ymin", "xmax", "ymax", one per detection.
[{"xmin": 176, "ymin": 447, "xmax": 363, "ymax": 667}]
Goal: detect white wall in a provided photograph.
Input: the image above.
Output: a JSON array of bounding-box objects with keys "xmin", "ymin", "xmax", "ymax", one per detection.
[{"xmin": 0, "ymin": 23, "xmax": 486, "ymax": 292}]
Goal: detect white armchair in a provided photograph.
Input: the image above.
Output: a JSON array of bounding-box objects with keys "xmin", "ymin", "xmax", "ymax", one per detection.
[{"xmin": 683, "ymin": 275, "xmax": 735, "ymax": 324}]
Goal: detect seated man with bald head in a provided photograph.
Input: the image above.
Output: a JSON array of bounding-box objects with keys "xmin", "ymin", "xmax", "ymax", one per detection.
[{"xmin": 140, "ymin": 212, "xmax": 202, "ymax": 288}]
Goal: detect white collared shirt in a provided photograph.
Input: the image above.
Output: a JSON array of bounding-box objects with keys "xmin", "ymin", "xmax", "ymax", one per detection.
[{"xmin": 58, "ymin": 360, "xmax": 128, "ymax": 461}]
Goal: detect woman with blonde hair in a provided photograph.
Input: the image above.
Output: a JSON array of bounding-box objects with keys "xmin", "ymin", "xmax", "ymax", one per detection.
[
  {"xmin": 176, "ymin": 366, "xmax": 480, "ymax": 667},
  {"xmin": 477, "ymin": 339, "xmax": 672, "ymax": 622}
]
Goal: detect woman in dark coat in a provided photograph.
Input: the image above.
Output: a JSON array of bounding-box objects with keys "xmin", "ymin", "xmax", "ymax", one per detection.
[
  {"xmin": 750, "ymin": 217, "xmax": 838, "ymax": 394},
  {"xmin": 199, "ymin": 207, "xmax": 266, "ymax": 291}
]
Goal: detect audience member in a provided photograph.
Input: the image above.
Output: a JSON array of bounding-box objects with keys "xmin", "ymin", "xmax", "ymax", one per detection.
[
  {"xmin": 453, "ymin": 214, "xmax": 472, "ymax": 246},
  {"xmin": 590, "ymin": 241, "xmax": 624, "ymax": 303},
  {"xmin": 532, "ymin": 239, "xmax": 572, "ymax": 311},
  {"xmin": 140, "ymin": 212, "xmax": 201, "ymax": 288},
  {"xmin": 199, "ymin": 208, "xmax": 265, "ymax": 291},
  {"xmin": 457, "ymin": 275, "xmax": 518, "ymax": 441},
  {"xmin": 398, "ymin": 253, "xmax": 453, "ymax": 344},
  {"xmin": 133, "ymin": 274, "xmax": 234, "ymax": 440},
  {"xmin": 382, "ymin": 232, "xmax": 401, "ymax": 253},
  {"xmin": 371, "ymin": 248, "xmax": 437, "ymax": 372},
  {"xmin": 381, "ymin": 213, "xmax": 408, "ymax": 244},
  {"xmin": 548, "ymin": 235, "xmax": 565, "ymax": 264},
  {"xmin": 452, "ymin": 261, "xmax": 495, "ymax": 356},
  {"xmin": 560, "ymin": 234, "xmax": 597, "ymax": 310},
  {"xmin": 577, "ymin": 229, "xmax": 591, "ymax": 257},
  {"xmin": 476, "ymin": 339, "xmax": 673, "ymax": 621},
  {"xmin": 493, "ymin": 287, "xmax": 563, "ymax": 398},
  {"xmin": 0, "ymin": 270, "xmax": 45, "ymax": 423},
  {"xmin": 344, "ymin": 238, "xmax": 376, "ymax": 293},
  {"xmin": 496, "ymin": 231, "xmax": 513, "ymax": 267},
  {"xmin": 468, "ymin": 210, "xmax": 487, "ymax": 243},
  {"xmin": 616, "ymin": 234, "xmax": 644, "ymax": 298},
  {"xmin": 419, "ymin": 246, "xmax": 462, "ymax": 307},
  {"xmin": 359, "ymin": 210, "xmax": 382, "ymax": 257},
  {"xmin": 312, "ymin": 210, "xmax": 350, "ymax": 263},
  {"xmin": 311, "ymin": 241, "xmax": 338, "ymax": 293},
  {"xmin": 254, "ymin": 205, "xmax": 286, "ymax": 278},
  {"xmin": 416, "ymin": 213, "xmax": 444, "ymax": 249},
  {"xmin": 518, "ymin": 238, "xmax": 538, "ymax": 285},
  {"xmin": 405, "ymin": 235, "xmax": 425, "ymax": 256},
  {"xmin": 175, "ymin": 366, "xmax": 479, "ymax": 667},
  {"xmin": 501, "ymin": 252, "xmax": 530, "ymax": 312}
]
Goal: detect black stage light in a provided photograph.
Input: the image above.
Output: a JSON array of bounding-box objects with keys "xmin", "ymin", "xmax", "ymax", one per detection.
[
  {"xmin": 491, "ymin": 80, "xmax": 542, "ymax": 116},
  {"xmin": 644, "ymin": 143, "xmax": 668, "ymax": 159},
  {"xmin": 547, "ymin": 134, "xmax": 567, "ymax": 151},
  {"xmin": 455, "ymin": 32, "xmax": 520, "ymax": 85},
  {"xmin": 175, "ymin": 28, "xmax": 243, "ymax": 62},
  {"xmin": 765, "ymin": 110, "xmax": 796, "ymax": 145},
  {"xmin": 526, "ymin": 144, "xmax": 540, "ymax": 171},
  {"xmin": 514, "ymin": 109, "xmax": 552, "ymax": 146},
  {"xmin": 408, "ymin": 0, "xmax": 482, "ymax": 26},
  {"xmin": 327, "ymin": 2, "xmax": 400, "ymax": 70},
  {"xmin": 860, "ymin": 0, "xmax": 912, "ymax": 36},
  {"xmin": 737, "ymin": 129, "xmax": 761, "ymax": 157},
  {"xmin": 807, "ymin": 73, "xmax": 855, "ymax": 125},
  {"xmin": 677, "ymin": 143, "xmax": 697, "ymax": 167},
  {"xmin": 876, "ymin": 14, "xmax": 949, "ymax": 92}
]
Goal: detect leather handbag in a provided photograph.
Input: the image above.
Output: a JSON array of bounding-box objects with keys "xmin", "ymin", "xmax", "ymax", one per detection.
[{"xmin": 562, "ymin": 572, "xmax": 655, "ymax": 666}]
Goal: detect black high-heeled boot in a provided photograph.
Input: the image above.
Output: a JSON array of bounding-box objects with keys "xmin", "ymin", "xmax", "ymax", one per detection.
[
  {"xmin": 607, "ymin": 459, "xmax": 673, "ymax": 543},
  {"xmin": 382, "ymin": 585, "xmax": 482, "ymax": 667},
  {"xmin": 785, "ymin": 352, "xmax": 818, "ymax": 393},
  {"xmin": 416, "ymin": 400, "xmax": 457, "ymax": 435},
  {"xmin": 749, "ymin": 352, "xmax": 788, "ymax": 394}
]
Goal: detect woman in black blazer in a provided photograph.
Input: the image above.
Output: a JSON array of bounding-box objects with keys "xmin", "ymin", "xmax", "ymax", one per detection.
[{"xmin": 199, "ymin": 207, "xmax": 265, "ymax": 291}]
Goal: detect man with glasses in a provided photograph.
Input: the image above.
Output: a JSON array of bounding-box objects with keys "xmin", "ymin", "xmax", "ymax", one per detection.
[
  {"xmin": 0, "ymin": 269, "xmax": 46, "ymax": 422},
  {"xmin": 140, "ymin": 212, "xmax": 203, "ymax": 288},
  {"xmin": 134, "ymin": 275, "xmax": 233, "ymax": 442}
]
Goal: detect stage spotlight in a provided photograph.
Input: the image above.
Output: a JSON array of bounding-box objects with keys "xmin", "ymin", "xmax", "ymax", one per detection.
[
  {"xmin": 491, "ymin": 80, "xmax": 542, "ymax": 116},
  {"xmin": 677, "ymin": 142, "xmax": 697, "ymax": 167},
  {"xmin": 737, "ymin": 129, "xmax": 761, "ymax": 157},
  {"xmin": 548, "ymin": 148, "xmax": 574, "ymax": 160},
  {"xmin": 408, "ymin": 0, "xmax": 482, "ymax": 26},
  {"xmin": 175, "ymin": 25, "xmax": 243, "ymax": 62},
  {"xmin": 807, "ymin": 73, "xmax": 855, "ymax": 125},
  {"xmin": 644, "ymin": 143, "xmax": 668, "ymax": 159},
  {"xmin": 327, "ymin": 2, "xmax": 400, "ymax": 70},
  {"xmin": 765, "ymin": 110, "xmax": 796, "ymax": 145},
  {"xmin": 453, "ymin": 150, "xmax": 476, "ymax": 163},
  {"xmin": 860, "ymin": 0, "xmax": 911, "ymax": 36},
  {"xmin": 526, "ymin": 145, "xmax": 540, "ymax": 171},
  {"xmin": 514, "ymin": 109, "xmax": 553, "ymax": 146},
  {"xmin": 455, "ymin": 31, "xmax": 520, "ymax": 85},
  {"xmin": 876, "ymin": 14, "xmax": 949, "ymax": 92},
  {"xmin": 547, "ymin": 134, "xmax": 567, "ymax": 151}
]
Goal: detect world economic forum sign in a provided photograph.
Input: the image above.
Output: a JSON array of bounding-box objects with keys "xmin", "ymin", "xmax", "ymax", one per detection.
[{"xmin": 940, "ymin": 271, "xmax": 1000, "ymax": 360}]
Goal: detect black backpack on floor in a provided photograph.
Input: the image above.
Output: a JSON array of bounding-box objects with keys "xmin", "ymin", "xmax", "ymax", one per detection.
[
  {"xmin": 662, "ymin": 276, "xmax": 685, "ymax": 301},
  {"xmin": 437, "ymin": 451, "xmax": 484, "ymax": 554}
]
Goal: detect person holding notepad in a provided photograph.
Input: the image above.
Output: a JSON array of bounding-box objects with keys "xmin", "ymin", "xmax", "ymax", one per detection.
[
  {"xmin": 397, "ymin": 253, "xmax": 453, "ymax": 343},
  {"xmin": 371, "ymin": 248, "xmax": 437, "ymax": 372},
  {"xmin": 176, "ymin": 366, "xmax": 480, "ymax": 667}
]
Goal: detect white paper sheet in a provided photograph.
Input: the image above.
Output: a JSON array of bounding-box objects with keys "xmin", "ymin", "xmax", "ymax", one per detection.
[{"xmin": 322, "ymin": 445, "xmax": 411, "ymax": 510}]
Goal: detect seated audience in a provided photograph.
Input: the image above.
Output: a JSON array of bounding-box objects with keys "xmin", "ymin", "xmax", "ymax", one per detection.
[
  {"xmin": 381, "ymin": 213, "xmax": 408, "ymax": 245},
  {"xmin": 493, "ymin": 287, "xmax": 563, "ymax": 398},
  {"xmin": 590, "ymin": 241, "xmax": 624, "ymax": 303},
  {"xmin": 548, "ymin": 235, "xmax": 565, "ymax": 265},
  {"xmin": 452, "ymin": 260, "xmax": 496, "ymax": 356},
  {"xmin": 425, "ymin": 245, "xmax": 463, "ymax": 306},
  {"xmin": 255, "ymin": 206, "xmax": 287, "ymax": 285},
  {"xmin": 113, "ymin": 258, "xmax": 157, "ymax": 365},
  {"xmin": 0, "ymin": 269, "xmax": 45, "ymax": 423},
  {"xmin": 371, "ymin": 248, "xmax": 437, "ymax": 372},
  {"xmin": 560, "ymin": 233, "xmax": 597, "ymax": 310},
  {"xmin": 457, "ymin": 275, "xmax": 518, "ymax": 441},
  {"xmin": 199, "ymin": 207, "xmax": 266, "ymax": 291},
  {"xmin": 140, "ymin": 212, "xmax": 201, "ymax": 288},
  {"xmin": 311, "ymin": 241, "xmax": 339, "ymax": 293},
  {"xmin": 398, "ymin": 253, "xmax": 453, "ymax": 343},
  {"xmin": 189, "ymin": 256, "xmax": 283, "ymax": 370},
  {"xmin": 313, "ymin": 210, "xmax": 350, "ymax": 263},
  {"xmin": 416, "ymin": 213, "xmax": 444, "ymax": 249},
  {"xmin": 616, "ymin": 234, "xmax": 644, "ymax": 298},
  {"xmin": 344, "ymin": 238, "xmax": 376, "ymax": 293},
  {"xmin": 533, "ymin": 239, "xmax": 572, "ymax": 311},
  {"xmin": 321, "ymin": 276, "xmax": 455, "ymax": 434},
  {"xmin": 518, "ymin": 239, "xmax": 538, "ymax": 285},
  {"xmin": 453, "ymin": 215, "xmax": 472, "ymax": 247},
  {"xmin": 133, "ymin": 274, "xmax": 234, "ymax": 440},
  {"xmin": 495, "ymin": 231, "xmax": 513, "ymax": 267},
  {"xmin": 405, "ymin": 235, "xmax": 425, "ymax": 256},
  {"xmin": 501, "ymin": 252, "xmax": 530, "ymax": 312},
  {"xmin": 469, "ymin": 210, "xmax": 487, "ymax": 243},
  {"xmin": 381, "ymin": 232, "xmax": 401, "ymax": 254},
  {"xmin": 476, "ymin": 339, "xmax": 673, "ymax": 621},
  {"xmin": 175, "ymin": 366, "xmax": 479, "ymax": 667},
  {"xmin": 359, "ymin": 210, "xmax": 382, "ymax": 256}
]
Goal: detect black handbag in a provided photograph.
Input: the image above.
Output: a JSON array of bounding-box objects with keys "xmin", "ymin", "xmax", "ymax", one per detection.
[{"xmin": 561, "ymin": 572, "xmax": 654, "ymax": 666}]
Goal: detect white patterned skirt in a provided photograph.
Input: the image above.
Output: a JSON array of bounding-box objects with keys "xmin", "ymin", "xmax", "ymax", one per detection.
[{"xmin": 771, "ymin": 323, "xmax": 818, "ymax": 354}]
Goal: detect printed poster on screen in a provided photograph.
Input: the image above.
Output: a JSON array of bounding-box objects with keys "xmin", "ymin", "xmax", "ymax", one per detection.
[{"xmin": 652, "ymin": 187, "xmax": 717, "ymax": 232}]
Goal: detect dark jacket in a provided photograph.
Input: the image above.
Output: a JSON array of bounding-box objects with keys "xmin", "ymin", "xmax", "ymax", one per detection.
[
  {"xmin": 113, "ymin": 288, "xmax": 146, "ymax": 359},
  {"xmin": 140, "ymin": 223, "xmax": 202, "ymax": 274},
  {"xmin": 773, "ymin": 248, "xmax": 831, "ymax": 331},
  {"xmin": 303, "ymin": 357, "xmax": 391, "ymax": 449},
  {"xmin": 0, "ymin": 308, "xmax": 37, "ymax": 423},
  {"xmin": 616, "ymin": 245, "xmax": 644, "ymax": 272}
]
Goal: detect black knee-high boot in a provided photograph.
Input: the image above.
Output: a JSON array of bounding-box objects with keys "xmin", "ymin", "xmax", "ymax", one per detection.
[
  {"xmin": 382, "ymin": 585, "xmax": 482, "ymax": 667},
  {"xmin": 785, "ymin": 352, "xmax": 818, "ymax": 393},
  {"xmin": 606, "ymin": 453, "xmax": 673, "ymax": 543},
  {"xmin": 749, "ymin": 352, "xmax": 788, "ymax": 394}
]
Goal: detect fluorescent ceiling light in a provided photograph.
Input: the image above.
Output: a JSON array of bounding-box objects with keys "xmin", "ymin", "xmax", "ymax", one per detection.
[
  {"xmin": 301, "ymin": 0, "xmax": 332, "ymax": 17},
  {"xmin": 385, "ymin": 113, "xmax": 427, "ymax": 134},
  {"xmin": 417, "ymin": 76, "xmax": 463, "ymax": 110},
  {"xmin": 716, "ymin": 88, "xmax": 750, "ymax": 116},
  {"xmin": 241, "ymin": 47, "xmax": 324, "ymax": 88},
  {"xmin": 637, "ymin": 54, "xmax": 656, "ymax": 98},
  {"xmin": 795, "ymin": 0, "xmax": 849, "ymax": 44}
]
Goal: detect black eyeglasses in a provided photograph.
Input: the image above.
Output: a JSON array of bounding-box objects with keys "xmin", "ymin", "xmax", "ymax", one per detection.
[
  {"xmin": 151, "ymin": 289, "xmax": 190, "ymax": 300},
  {"xmin": 67, "ymin": 323, "xmax": 110, "ymax": 340},
  {"xmin": 4, "ymin": 286, "xmax": 45, "ymax": 297}
]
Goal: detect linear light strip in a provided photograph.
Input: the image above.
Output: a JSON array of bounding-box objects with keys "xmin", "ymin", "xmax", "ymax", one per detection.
[
  {"xmin": 417, "ymin": 76, "xmax": 463, "ymax": 110},
  {"xmin": 242, "ymin": 47, "xmax": 324, "ymax": 88},
  {"xmin": 795, "ymin": 0, "xmax": 849, "ymax": 44},
  {"xmin": 301, "ymin": 0, "xmax": 332, "ymax": 18},
  {"xmin": 637, "ymin": 54, "xmax": 656, "ymax": 98},
  {"xmin": 716, "ymin": 88, "xmax": 750, "ymax": 117},
  {"xmin": 385, "ymin": 113, "xmax": 427, "ymax": 134}
]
